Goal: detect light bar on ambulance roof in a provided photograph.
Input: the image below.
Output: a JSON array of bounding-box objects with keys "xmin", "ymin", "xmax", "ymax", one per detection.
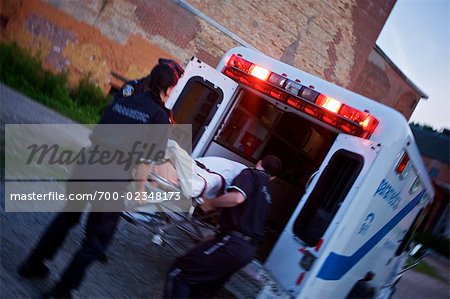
[
  {"xmin": 223, "ymin": 54, "xmax": 380, "ymax": 139},
  {"xmin": 267, "ymin": 73, "xmax": 287, "ymax": 87},
  {"xmin": 299, "ymin": 86, "xmax": 320, "ymax": 102},
  {"xmin": 249, "ymin": 65, "xmax": 270, "ymax": 80},
  {"xmin": 315, "ymin": 94, "xmax": 342, "ymax": 113},
  {"xmin": 285, "ymin": 80, "xmax": 303, "ymax": 96}
]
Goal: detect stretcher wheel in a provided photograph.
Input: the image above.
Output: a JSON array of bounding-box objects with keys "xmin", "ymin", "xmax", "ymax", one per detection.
[{"xmin": 152, "ymin": 234, "xmax": 164, "ymax": 246}]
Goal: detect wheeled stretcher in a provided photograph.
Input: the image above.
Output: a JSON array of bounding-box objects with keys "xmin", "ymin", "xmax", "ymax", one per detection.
[{"xmin": 121, "ymin": 140, "xmax": 246, "ymax": 250}]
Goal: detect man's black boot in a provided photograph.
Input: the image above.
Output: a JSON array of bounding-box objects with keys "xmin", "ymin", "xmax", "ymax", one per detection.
[
  {"xmin": 18, "ymin": 259, "xmax": 49, "ymax": 279},
  {"xmin": 43, "ymin": 286, "xmax": 72, "ymax": 299}
]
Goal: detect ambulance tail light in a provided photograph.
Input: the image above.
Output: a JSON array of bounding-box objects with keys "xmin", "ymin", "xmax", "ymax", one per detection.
[
  {"xmin": 396, "ymin": 152, "xmax": 410, "ymax": 174},
  {"xmin": 295, "ymin": 272, "xmax": 306, "ymax": 286},
  {"xmin": 314, "ymin": 238, "xmax": 324, "ymax": 252}
]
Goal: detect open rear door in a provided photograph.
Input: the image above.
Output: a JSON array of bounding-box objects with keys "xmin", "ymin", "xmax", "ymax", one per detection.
[
  {"xmin": 166, "ymin": 58, "xmax": 238, "ymax": 157},
  {"xmin": 265, "ymin": 134, "xmax": 379, "ymax": 295}
]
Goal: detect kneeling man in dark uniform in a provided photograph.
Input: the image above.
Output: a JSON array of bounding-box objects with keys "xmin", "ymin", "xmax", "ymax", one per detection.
[{"xmin": 164, "ymin": 155, "xmax": 283, "ymax": 298}]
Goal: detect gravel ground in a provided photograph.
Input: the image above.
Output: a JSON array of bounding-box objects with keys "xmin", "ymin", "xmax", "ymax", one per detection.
[{"xmin": 393, "ymin": 253, "xmax": 450, "ymax": 299}]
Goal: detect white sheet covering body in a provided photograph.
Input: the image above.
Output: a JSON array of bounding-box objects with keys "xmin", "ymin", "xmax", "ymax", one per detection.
[
  {"xmin": 161, "ymin": 140, "xmax": 247, "ymax": 198},
  {"xmin": 196, "ymin": 156, "xmax": 247, "ymax": 198}
]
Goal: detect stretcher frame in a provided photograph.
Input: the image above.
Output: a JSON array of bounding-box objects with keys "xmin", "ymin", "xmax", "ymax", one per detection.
[{"xmin": 121, "ymin": 160, "xmax": 220, "ymax": 251}]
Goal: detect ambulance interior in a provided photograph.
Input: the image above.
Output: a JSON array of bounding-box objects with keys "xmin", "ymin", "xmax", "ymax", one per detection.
[
  {"xmin": 206, "ymin": 89, "xmax": 341, "ymax": 260},
  {"xmin": 173, "ymin": 81, "xmax": 348, "ymax": 261}
]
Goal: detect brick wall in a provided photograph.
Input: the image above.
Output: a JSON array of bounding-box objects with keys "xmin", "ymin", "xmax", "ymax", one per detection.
[
  {"xmin": 184, "ymin": 0, "xmax": 395, "ymax": 89},
  {"xmin": 0, "ymin": 0, "xmax": 182, "ymax": 91},
  {"xmin": 351, "ymin": 48, "xmax": 423, "ymax": 119},
  {"xmin": 1, "ymin": 0, "xmax": 423, "ymax": 119}
]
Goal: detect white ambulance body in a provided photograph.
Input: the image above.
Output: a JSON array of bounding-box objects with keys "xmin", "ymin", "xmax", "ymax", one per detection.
[{"xmin": 166, "ymin": 46, "xmax": 434, "ymax": 299}]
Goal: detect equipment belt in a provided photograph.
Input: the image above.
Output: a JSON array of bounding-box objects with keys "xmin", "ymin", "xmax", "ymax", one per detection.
[{"xmin": 222, "ymin": 230, "xmax": 257, "ymax": 244}]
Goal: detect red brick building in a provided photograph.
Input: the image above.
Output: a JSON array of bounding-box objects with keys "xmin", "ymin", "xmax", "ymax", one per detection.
[{"xmin": 0, "ymin": 0, "xmax": 427, "ymax": 119}]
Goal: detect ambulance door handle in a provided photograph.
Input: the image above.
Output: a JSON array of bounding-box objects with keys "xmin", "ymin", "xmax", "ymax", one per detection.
[{"xmin": 306, "ymin": 170, "xmax": 320, "ymax": 190}]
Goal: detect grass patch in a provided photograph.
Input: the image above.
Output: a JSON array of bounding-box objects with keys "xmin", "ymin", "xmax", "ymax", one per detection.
[
  {"xmin": 412, "ymin": 259, "xmax": 447, "ymax": 283},
  {"xmin": 0, "ymin": 41, "xmax": 111, "ymax": 123}
]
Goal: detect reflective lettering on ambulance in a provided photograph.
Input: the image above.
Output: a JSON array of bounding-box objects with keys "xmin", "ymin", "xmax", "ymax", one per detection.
[
  {"xmin": 357, "ymin": 213, "xmax": 375, "ymax": 235},
  {"xmin": 374, "ymin": 179, "xmax": 401, "ymax": 210}
]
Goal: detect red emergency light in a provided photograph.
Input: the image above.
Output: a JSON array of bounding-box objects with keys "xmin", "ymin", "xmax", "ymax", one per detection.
[
  {"xmin": 396, "ymin": 152, "xmax": 410, "ymax": 174},
  {"xmin": 249, "ymin": 65, "xmax": 270, "ymax": 80},
  {"xmin": 315, "ymin": 94, "xmax": 342, "ymax": 113},
  {"xmin": 223, "ymin": 54, "xmax": 380, "ymax": 139}
]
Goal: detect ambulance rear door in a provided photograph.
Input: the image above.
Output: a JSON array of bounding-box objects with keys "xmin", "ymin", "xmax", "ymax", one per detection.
[
  {"xmin": 265, "ymin": 134, "xmax": 379, "ymax": 296},
  {"xmin": 165, "ymin": 58, "xmax": 239, "ymax": 157}
]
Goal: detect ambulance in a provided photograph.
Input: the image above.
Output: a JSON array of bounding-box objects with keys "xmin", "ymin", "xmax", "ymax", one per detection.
[{"xmin": 165, "ymin": 46, "xmax": 435, "ymax": 299}]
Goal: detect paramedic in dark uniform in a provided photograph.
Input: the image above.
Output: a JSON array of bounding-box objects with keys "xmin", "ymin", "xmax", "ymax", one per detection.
[
  {"xmin": 120, "ymin": 58, "xmax": 183, "ymax": 123},
  {"xmin": 164, "ymin": 155, "xmax": 283, "ymax": 298},
  {"xmin": 121, "ymin": 59, "xmax": 184, "ymax": 98},
  {"xmin": 18, "ymin": 59, "xmax": 184, "ymax": 298}
]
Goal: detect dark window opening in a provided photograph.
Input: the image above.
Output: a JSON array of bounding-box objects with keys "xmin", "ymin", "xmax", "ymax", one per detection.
[
  {"xmin": 173, "ymin": 76, "xmax": 223, "ymax": 147},
  {"xmin": 216, "ymin": 91, "xmax": 282, "ymax": 162},
  {"xmin": 395, "ymin": 208, "xmax": 424, "ymax": 256},
  {"xmin": 0, "ymin": 15, "xmax": 8, "ymax": 29},
  {"xmin": 293, "ymin": 150, "xmax": 363, "ymax": 247}
]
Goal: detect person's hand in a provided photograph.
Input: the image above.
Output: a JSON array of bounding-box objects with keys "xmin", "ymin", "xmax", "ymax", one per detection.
[{"xmin": 199, "ymin": 196, "xmax": 214, "ymax": 213}]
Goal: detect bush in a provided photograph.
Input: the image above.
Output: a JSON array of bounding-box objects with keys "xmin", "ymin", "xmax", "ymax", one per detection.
[
  {"xmin": 0, "ymin": 41, "xmax": 111, "ymax": 123},
  {"xmin": 0, "ymin": 42, "xmax": 70, "ymax": 101},
  {"xmin": 71, "ymin": 75, "xmax": 111, "ymax": 114}
]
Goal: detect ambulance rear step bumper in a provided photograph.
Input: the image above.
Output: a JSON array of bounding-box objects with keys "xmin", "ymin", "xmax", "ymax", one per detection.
[{"xmin": 225, "ymin": 260, "xmax": 292, "ymax": 299}]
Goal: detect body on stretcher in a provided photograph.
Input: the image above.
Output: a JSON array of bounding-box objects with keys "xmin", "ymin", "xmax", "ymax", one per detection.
[
  {"xmin": 122, "ymin": 164, "xmax": 211, "ymax": 248},
  {"xmin": 122, "ymin": 140, "xmax": 247, "ymax": 247},
  {"xmin": 155, "ymin": 139, "xmax": 247, "ymax": 199}
]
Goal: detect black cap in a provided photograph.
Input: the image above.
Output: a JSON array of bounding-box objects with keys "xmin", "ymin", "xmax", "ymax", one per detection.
[{"xmin": 158, "ymin": 58, "xmax": 184, "ymax": 78}]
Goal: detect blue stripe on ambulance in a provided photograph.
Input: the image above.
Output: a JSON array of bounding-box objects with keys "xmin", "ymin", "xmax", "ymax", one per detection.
[{"xmin": 316, "ymin": 190, "xmax": 425, "ymax": 280}]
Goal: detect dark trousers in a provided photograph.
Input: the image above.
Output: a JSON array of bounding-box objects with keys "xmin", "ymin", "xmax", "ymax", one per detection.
[
  {"xmin": 27, "ymin": 206, "xmax": 121, "ymax": 292},
  {"xmin": 164, "ymin": 234, "xmax": 257, "ymax": 299}
]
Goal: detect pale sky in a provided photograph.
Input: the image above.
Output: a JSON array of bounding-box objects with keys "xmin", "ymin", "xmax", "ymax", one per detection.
[{"xmin": 377, "ymin": 0, "xmax": 450, "ymax": 131}]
